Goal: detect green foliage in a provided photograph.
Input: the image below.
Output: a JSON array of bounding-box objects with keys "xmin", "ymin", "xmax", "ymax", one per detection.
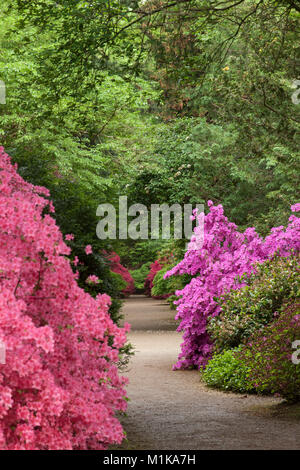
[
  {"xmin": 151, "ymin": 264, "xmax": 191, "ymax": 298},
  {"xmin": 128, "ymin": 118, "xmax": 238, "ymax": 206},
  {"xmin": 202, "ymin": 347, "xmax": 252, "ymax": 393},
  {"xmin": 236, "ymin": 304, "xmax": 300, "ymax": 402},
  {"xmin": 128, "ymin": 1, "xmax": 300, "ymax": 232},
  {"xmin": 130, "ymin": 262, "xmax": 151, "ymax": 291},
  {"xmin": 208, "ymin": 255, "xmax": 300, "ymax": 353},
  {"xmin": 66, "ymin": 241, "xmax": 125, "ymax": 323},
  {"xmin": 109, "ymin": 271, "xmax": 128, "ymax": 293},
  {"xmin": 119, "ymin": 240, "xmax": 166, "ymax": 269},
  {"xmin": 165, "ymin": 294, "xmax": 178, "ymax": 310}
]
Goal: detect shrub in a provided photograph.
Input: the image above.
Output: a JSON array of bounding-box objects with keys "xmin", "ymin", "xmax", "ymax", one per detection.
[
  {"xmin": 166, "ymin": 294, "xmax": 179, "ymax": 310},
  {"xmin": 103, "ymin": 251, "xmax": 135, "ymax": 297},
  {"xmin": 165, "ymin": 201, "xmax": 300, "ymax": 370},
  {"xmin": 66, "ymin": 241, "xmax": 125, "ymax": 324},
  {"xmin": 202, "ymin": 348, "xmax": 252, "ymax": 393},
  {"xmin": 130, "ymin": 262, "xmax": 151, "ymax": 292},
  {"xmin": 109, "ymin": 271, "xmax": 128, "ymax": 293},
  {"xmin": 151, "ymin": 265, "xmax": 191, "ymax": 300},
  {"xmin": 208, "ymin": 255, "xmax": 300, "ymax": 353},
  {"xmin": 236, "ymin": 304, "xmax": 300, "ymax": 402},
  {"xmin": 0, "ymin": 148, "xmax": 129, "ymax": 449},
  {"xmin": 144, "ymin": 260, "xmax": 164, "ymax": 296}
]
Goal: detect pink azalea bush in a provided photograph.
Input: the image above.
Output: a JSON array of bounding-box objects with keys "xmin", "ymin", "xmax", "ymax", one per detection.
[
  {"xmin": 165, "ymin": 201, "xmax": 300, "ymax": 370},
  {"xmin": 0, "ymin": 147, "xmax": 129, "ymax": 449},
  {"xmin": 144, "ymin": 260, "xmax": 164, "ymax": 297},
  {"xmin": 104, "ymin": 252, "xmax": 135, "ymax": 297}
]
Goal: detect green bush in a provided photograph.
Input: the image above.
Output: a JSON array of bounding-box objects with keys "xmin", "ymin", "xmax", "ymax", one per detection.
[
  {"xmin": 208, "ymin": 255, "xmax": 300, "ymax": 353},
  {"xmin": 130, "ymin": 262, "xmax": 152, "ymax": 292},
  {"xmin": 236, "ymin": 304, "xmax": 300, "ymax": 402},
  {"xmin": 109, "ymin": 271, "xmax": 128, "ymax": 293},
  {"xmin": 67, "ymin": 243, "xmax": 126, "ymax": 324},
  {"xmin": 151, "ymin": 264, "xmax": 191, "ymax": 299},
  {"xmin": 202, "ymin": 347, "xmax": 253, "ymax": 393},
  {"xmin": 166, "ymin": 294, "xmax": 179, "ymax": 310}
]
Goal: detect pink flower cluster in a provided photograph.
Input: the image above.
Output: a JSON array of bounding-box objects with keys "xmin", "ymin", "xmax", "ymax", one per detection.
[
  {"xmin": 85, "ymin": 245, "xmax": 93, "ymax": 255},
  {"xmin": 0, "ymin": 148, "xmax": 128, "ymax": 449},
  {"xmin": 165, "ymin": 200, "xmax": 300, "ymax": 370},
  {"xmin": 86, "ymin": 275, "xmax": 100, "ymax": 285},
  {"xmin": 104, "ymin": 252, "xmax": 135, "ymax": 297}
]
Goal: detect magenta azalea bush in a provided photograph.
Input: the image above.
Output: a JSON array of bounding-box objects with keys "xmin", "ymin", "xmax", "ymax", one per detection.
[
  {"xmin": 0, "ymin": 148, "xmax": 129, "ymax": 449},
  {"xmin": 165, "ymin": 201, "xmax": 300, "ymax": 370}
]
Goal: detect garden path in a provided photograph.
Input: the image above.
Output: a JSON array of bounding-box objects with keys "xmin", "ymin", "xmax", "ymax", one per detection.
[{"xmin": 116, "ymin": 295, "xmax": 300, "ymax": 450}]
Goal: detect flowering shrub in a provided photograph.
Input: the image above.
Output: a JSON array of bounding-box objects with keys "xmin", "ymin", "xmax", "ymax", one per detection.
[
  {"xmin": 208, "ymin": 255, "xmax": 300, "ymax": 353},
  {"xmin": 66, "ymin": 243, "xmax": 124, "ymax": 324},
  {"xmin": 0, "ymin": 147, "xmax": 129, "ymax": 449},
  {"xmin": 104, "ymin": 252, "xmax": 135, "ymax": 297},
  {"xmin": 165, "ymin": 201, "xmax": 300, "ymax": 370},
  {"xmin": 144, "ymin": 260, "xmax": 164, "ymax": 297},
  {"xmin": 144, "ymin": 250, "xmax": 178, "ymax": 298},
  {"xmin": 235, "ymin": 304, "xmax": 300, "ymax": 402}
]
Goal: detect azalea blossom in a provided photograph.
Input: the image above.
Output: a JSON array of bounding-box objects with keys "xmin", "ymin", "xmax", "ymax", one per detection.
[
  {"xmin": 65, "ymin": 234, "xmax": 74, "ymax": 241},
  {"xmin": 86, "ymin": 275, "xmax": 99, "ymax": 284},
  {"xmin": 0, "ymin": 147, "xmax": 128, "ymax": 450},
  {"xmin": 165, "ymin": 200, "xmax": 300, "ymax": 370},
  {"xmin": 85, "ymin": 245, "xmax": 92, "ymax": 255}
]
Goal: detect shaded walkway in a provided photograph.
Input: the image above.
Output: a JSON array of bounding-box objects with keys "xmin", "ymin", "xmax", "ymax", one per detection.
[{"xmin": 116, "ymin": 295, "xmax": 300, "ymax": 450}]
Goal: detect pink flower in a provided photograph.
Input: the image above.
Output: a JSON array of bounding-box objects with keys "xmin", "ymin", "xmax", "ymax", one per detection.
[
  {"xmin": 0, "ymin": 147, "xmax": 129, "ymax": 450},
  {"xmin": 123, "ymin": 322, "xmax": 131, "ymax": 333},
  {"xmin": 85, "ymin": 245, "xmax": 92, "ymax": 255},
  {"xmin": 291, "ymin": 203, "xmax": 300, "ymax": 212},
  {"xmin": 65, "ymin": 234, "xmax": 74, "ymax": 241},
  {"xmin": 103, "ymin": 251, "xmax": 135, "ymax": 297},
  {"xmin": 86, "ymin": 275, "xmax": 99, "ymax": 284}
]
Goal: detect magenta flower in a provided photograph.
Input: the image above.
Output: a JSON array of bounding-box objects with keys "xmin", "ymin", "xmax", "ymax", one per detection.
[
  {"xmin": 164, "ymin": 200, "xmax": 300, "ymax": 370},
  {"xmin": 291, "ymin": 203, "xmax": 300, "ymax": 212}
]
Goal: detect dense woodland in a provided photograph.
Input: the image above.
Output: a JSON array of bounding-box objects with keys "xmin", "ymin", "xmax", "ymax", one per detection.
[
  {"xmin": 0, "ymin": 0, "xmax": 299, "ymax": 450},
  {"xmin": 1, "ymin": 1, "xmax": 299, "ymax": 262}
]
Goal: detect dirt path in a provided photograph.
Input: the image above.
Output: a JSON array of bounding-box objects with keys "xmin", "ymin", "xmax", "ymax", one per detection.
[{"xmin": 117, "ymin": 295, "xmax": 300, "ymax": 450}]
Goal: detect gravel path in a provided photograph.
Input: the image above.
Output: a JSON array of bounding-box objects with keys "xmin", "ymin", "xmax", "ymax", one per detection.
[{"xmin": 117, "ymin": 295, "xmax": 300, "ymax": 450}]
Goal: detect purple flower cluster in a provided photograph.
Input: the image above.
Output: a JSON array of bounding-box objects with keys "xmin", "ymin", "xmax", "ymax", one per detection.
[{"xmin": 165, "ymin": 201, "xmax": 300, "ymax": 370}]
